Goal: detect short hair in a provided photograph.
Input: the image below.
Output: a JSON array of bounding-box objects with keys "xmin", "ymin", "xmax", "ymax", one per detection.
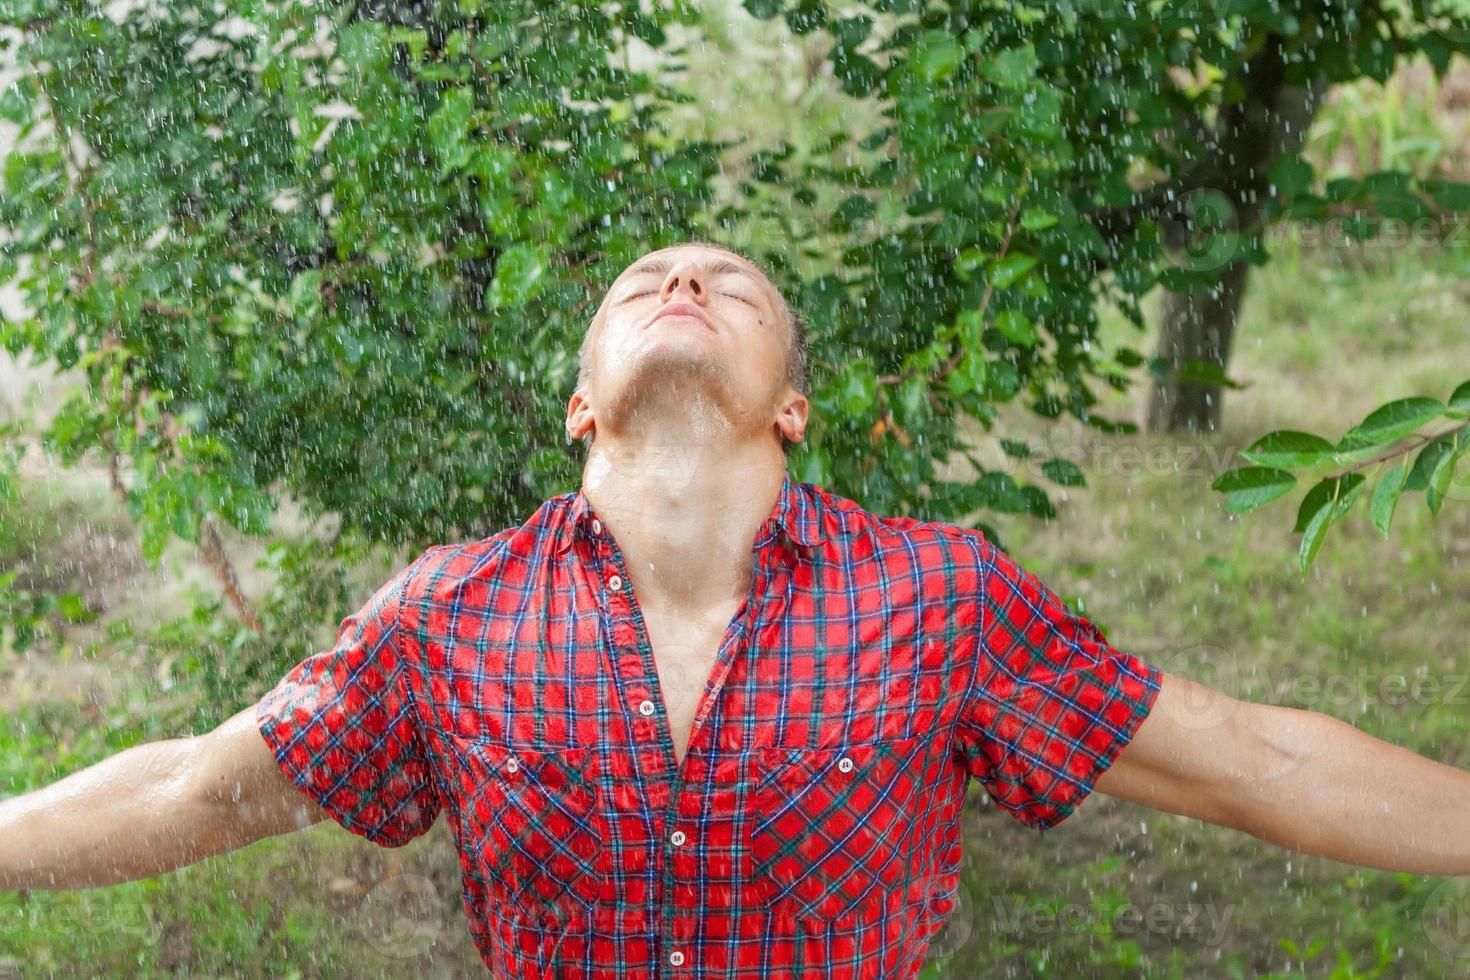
[{"xmin": 574, "ymin": 240, "xmax": 810, "ymax": 454}]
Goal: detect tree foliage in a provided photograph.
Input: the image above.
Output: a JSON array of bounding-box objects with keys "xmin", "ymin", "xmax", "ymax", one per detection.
[{"xmin": 2, "ymin": 0, "xmax": 1468, "ymax": 644}]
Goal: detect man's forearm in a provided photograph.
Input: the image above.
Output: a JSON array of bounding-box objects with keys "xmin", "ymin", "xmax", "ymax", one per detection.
[
  {"xmin": 0, "ymin": 737, "xmax": 244, "ymax": 890},
  {"xmin": 1237, "ymin": 704, "xmax": 1470, "ymax": 875}
]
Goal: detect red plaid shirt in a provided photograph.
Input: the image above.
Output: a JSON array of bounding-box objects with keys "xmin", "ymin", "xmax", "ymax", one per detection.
[{"xmin": 256, "ymin": 475, "xmax": 1161, "ymax": 978}]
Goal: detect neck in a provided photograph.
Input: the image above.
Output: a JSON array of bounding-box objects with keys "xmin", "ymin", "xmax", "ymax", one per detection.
[{"xmin": 580, "ymin": 424, "xmax": 787, "ymax": 612}]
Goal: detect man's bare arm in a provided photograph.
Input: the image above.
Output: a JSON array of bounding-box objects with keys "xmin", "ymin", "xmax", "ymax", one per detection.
[
  {"xmin": 0, "ymin": 703, "xmax": 328, "ymax": 891},
  {"xmin": 1096, "ymin": 670, "xmax": 1470, "ymax": 875}
]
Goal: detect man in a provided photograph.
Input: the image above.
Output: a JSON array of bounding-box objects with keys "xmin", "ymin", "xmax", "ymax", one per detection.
[{"xmin": 3, "ymin": 241, "xmax": 1470, "ymax": 979}]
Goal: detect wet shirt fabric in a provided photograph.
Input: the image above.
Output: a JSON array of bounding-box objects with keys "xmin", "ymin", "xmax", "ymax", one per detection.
[{"xmin": 256, "ymin": 475, "xmax": 1162, "ymax": 979}]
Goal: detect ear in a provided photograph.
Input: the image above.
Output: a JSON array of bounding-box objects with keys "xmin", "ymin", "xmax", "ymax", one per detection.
[
  {"xmin": 566, "ymin": 389, "xmax": 596, "ymax": 442},
  {"xmin": 773, "ymin": 390, "xmax": 809, "ymax": 446}
]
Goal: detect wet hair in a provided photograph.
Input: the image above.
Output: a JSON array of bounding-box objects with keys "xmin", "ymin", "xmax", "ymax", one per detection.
[{"xmin": 574, "ymin": 240, "xmax": 810, "ymax": 454}]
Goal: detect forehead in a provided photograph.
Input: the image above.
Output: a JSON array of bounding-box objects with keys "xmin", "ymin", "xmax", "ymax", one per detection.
[{"xmin": 614, "ymin": 246, "xmax": 767, "ymax": 286}]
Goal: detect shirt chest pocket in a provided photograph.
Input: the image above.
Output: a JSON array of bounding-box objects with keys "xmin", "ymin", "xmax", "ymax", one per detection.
[
  {"xmin": 746, "ymin": 734, "xmax": 927, "ymax": 922},
  {"xmin": 445, "ymin": 734, "xmax": 605, "ymax": 923}
]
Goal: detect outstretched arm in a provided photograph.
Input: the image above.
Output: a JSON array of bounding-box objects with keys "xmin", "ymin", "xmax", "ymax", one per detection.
[
  {"xmin": 0, "ymin": 704, "xmax": 326, "ymax": 890},
  {"xmin": 1096, "ymin": 671, "xmax": 1470, "ymax": 875}
]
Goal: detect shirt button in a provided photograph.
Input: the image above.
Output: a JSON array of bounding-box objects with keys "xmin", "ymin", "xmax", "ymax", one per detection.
[
  {"xmin": 669, "ymin": 951, "xmax": 685, "ymax": 967},
  {"xmin": 505, "ymin": 757, "xmax": 520, "ymax": 774},
  {"xmin": 638, "ymin": 699, "xmax": 655, "ymax": 717},
  {"xmin": 591, "ymin": 518, "xmax": 602, "ymax": 535},
  {"xmin": 670, "ymin": 830, "xmax": 687, "ymax": 847},
  {"xmin": 608, "ymin": 574, "xmax": 623, "ymax": 591},
  {"xmin": 837, "ymin": 757, "xmax": 854, "ymax": 773}
]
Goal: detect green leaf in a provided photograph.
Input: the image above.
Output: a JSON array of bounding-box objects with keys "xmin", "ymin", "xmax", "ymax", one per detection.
[
  {"xmin": 1403, "ymin": 429, "xmax": 1468, "ymax": 491},
  {"xmin": 955, "ymin": 247, "xmax": 986, "ymax": 274},
  {"xmin": 742, "ymin": 0, "xmax": 782, "ymax": 18},
  {"xmin": 1239, "ymin": 430, "xmax": 1336, "ymax": 469},
  {"xmin": 1268, "ymin": 154, "xmax": 1315, "ymax": 197},
  {"xmin": 1336, "ymin": 397, "xmax": 1445, "ymax": 453},
  {"xmin": 1295, "ymin": 474, "xmax": 1365, "ymax": 573},
  {"xmin": 980, "ymin": 44, "xmax": 1039, "ymax": 90},
  {"xmin": 1211, "ymin": 466, "xmax": 1297, "ymax": 513},
  {"xmin": 1449, "ymin": 379, "xmax": 1470, "ymax": 415},
  {"xmin": 839, "ymin": 360, "xmax": 877, "ymax": 414},
  {"xmin": 831, "ymin": 16, "xmax": 873, "ymax": 48},
  {"xmin": 1019, "ymin": 485, "xmax": 1056, "ymax": 519},
  {"xmin": 1041, "ymin": 458, "xmax": 1086, "ymax": 487},
  {"xmin": 831, "ymin": 48, "xmax": 882, "ymax": 97},
  {"xmin": 1370, "ymin": 463, "xmax": 1406, "ymax": 537},
  {"xmin": 783, "ymin": 0, "xmax": 828, "ymax": 34},
  {"xmin": 947, "ymin": 350, "xmax": 988, "ymax": 396},
  {"xmin": 1020, "ymin": 209, "xmax": 1059, "ymax": 231},
  {"xmin": 1292, "ymin": 473, "xmax": 1365, "ymax": 533},
  {"xmin": 336, "ymin": 20, "xmax": 391, "ymax": 73},
  {"xmin": 994, "ymin": 309, "xmax": 1037, "ymax": 346},
  {"xmin": 999, "ymin": 438, "xmax": 1031, "ymax": 459},
  {"xmin": 1427, "ymin": 437, "xmax": 1469, "ymax": 517},
  {"xmin": 989, "ymin": 253, "xmax": 1038, "ymax": 289},
  {"xmin": 913, "ymin": 31, "xmax": 965, "ymax": 83},
  {"xmin": 0, "ymin": 79, "xmax": 35, "ymax": 126},
  {"xmin": 1174, "ymin": 360, "xmax": 1244, "ymax": 390},
  {"xmin": 485, "ymin": 244, "xmax": 546, "ymax": 311},
  {"xmin": 427, "ymin": 87, "xmax": 475, "ymax": 172},
  {"xmin": 56, "ymin": 593, "xmax": 90, "ymax": 623}
]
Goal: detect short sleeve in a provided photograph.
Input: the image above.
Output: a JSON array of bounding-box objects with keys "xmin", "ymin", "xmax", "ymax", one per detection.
[
  {"xmin": 255, "ymin": 554, "xmax": 441, "ymax": 847},
  {"xmin": 954, "ymin": 535, "xmax": 1162, "ymax": 831}
]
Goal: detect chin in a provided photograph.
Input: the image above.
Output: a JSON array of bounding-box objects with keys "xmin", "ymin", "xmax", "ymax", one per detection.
[
  {"xmin": 632, "ymin": 339, "xmax": 725, "ymax": 384},
  {"xmin": 604, "ymin": 347, "xmax": 741, "ymax": 427}
]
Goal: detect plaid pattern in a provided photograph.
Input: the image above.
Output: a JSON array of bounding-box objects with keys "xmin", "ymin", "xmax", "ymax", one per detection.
[{"xmin": 256, "ymin": 474, "xmax": 1162, "ymax": 978}]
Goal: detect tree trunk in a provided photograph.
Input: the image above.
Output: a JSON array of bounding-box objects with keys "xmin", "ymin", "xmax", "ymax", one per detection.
[
  {"xmin": 1146, "ymin": 38, "xmax": 1325, "ymax": 433},
  {"xmin": 1146, "ymin": 257, "xmax": 1251, "ymax": 433}
]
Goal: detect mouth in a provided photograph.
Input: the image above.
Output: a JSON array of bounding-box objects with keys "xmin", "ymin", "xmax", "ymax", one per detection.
[{"xmin": 648, "ymin": 302, "xmax": 714, "ymax": 331}]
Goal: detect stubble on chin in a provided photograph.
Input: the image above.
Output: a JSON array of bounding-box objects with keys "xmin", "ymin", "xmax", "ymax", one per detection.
[{"xmin": 602, "ymin": 344, "xmax": 737, "ymax": 442}]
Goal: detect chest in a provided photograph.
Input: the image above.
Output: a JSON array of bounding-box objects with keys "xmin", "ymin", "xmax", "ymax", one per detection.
[
  {"xmin": 415, "ymin": 543, "xmax": 972, "ymax": 760},
  {"xmin": 637, "ymin": 602, "xmax": 742, "ymax": 768}
]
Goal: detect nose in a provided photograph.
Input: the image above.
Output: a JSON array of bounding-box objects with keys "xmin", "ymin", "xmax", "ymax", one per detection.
[{"xmin": 660, "ymin": 260, "xmax": 710, "ymax": 305}]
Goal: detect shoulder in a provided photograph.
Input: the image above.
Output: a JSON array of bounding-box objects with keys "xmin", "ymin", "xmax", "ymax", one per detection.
[
  {"xmin": 805, "ymin": 480, "xmax": 988, "ymax": 549},
  {"xmin": 396, "ymin": 491, "xmax": 579, "ymax": 606},
  {"xmin": 799, "ymin": 481, "xmax": 993, "ymax": 590}
]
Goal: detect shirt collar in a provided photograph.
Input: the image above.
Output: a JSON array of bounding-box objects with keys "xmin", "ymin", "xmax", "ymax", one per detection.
[{"xmin": 554, "ymin": 471, "xmax": 826, "ymax": 555}]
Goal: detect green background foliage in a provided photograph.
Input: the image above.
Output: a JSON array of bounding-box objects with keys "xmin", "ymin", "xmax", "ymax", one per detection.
[{"xmin": 3, "ymin": 0, "xmax": 1469, "ymax": 574}]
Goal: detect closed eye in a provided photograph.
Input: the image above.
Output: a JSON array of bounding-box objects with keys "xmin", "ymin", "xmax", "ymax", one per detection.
[{"xmin": 619, "ymin": 289, "xmax": 755, "ymax": 306}]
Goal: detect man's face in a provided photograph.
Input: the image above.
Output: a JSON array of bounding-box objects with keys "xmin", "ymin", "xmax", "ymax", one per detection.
[{"xmin": 567, "ymin": 244, "xmax": 805, "ymax": 447}]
